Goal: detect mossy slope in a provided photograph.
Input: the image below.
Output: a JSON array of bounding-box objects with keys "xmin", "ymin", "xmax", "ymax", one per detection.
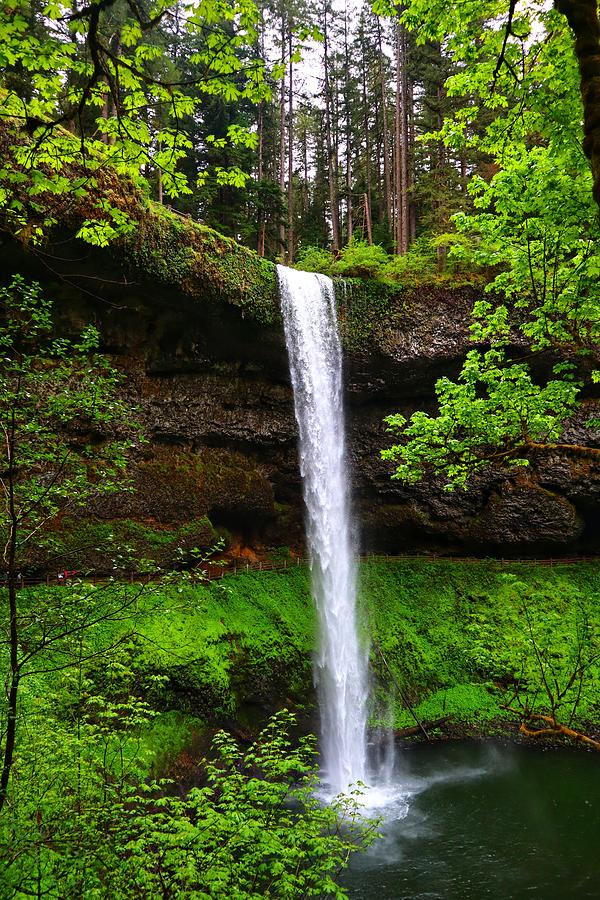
[
  {"xmin": 132, "ymin": 568, "xmax": 316, "ymax": 720},
  {"xmin": 361, "ymin": 560, "xmax": 600, "ymax": 731},
  {"xmin": 13, "ymin": 561, "xmax": 600, "ymax": 769},
  {"xmin": 126, "ymin": 560, "xmax": 600, "ymax": 735}
]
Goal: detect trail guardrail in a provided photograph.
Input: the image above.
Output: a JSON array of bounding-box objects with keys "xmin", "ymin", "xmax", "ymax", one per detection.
[{"xmin": 6, "ymin": 553, "xmax": 600, "ymax": 589}]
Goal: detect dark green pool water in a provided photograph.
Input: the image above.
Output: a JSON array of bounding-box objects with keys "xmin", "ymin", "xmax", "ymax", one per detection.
[{"xmin": 341, "ymin": 743, "xmax": 600, "ymax": 899}]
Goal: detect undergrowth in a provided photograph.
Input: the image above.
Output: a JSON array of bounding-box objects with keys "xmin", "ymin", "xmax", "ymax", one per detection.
[{"xmin": 295, "ymin": 237, "xmax": 486, "ymax": 288}]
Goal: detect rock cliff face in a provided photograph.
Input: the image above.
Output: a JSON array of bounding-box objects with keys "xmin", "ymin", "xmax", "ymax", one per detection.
[{"xmin": 2, "ymin": 234, "xmax": 599, "ymax": 560}]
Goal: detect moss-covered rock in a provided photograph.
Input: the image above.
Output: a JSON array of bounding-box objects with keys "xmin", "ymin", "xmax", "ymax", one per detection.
[
  {"xmin": 339, "ymin": 278, "xmax": 481, "ymax": 358},
  {"xmin": 26, "ymin": 444, "xmax": 278, "ymax": 571},
  {"xmin": 360, "ymin": 559, "xmax": 600, "ymax": 731},
  {"xmin": 0, "ymin": 120, "xmax": 278, "ymax": 325},
  {"xmin": 89, "ymin": 445, "xmax": 275, "ymax": 530},
  {"xmin": 123, "ymin": 206, "xmax": 278, "ymax": 325},
  {"xmin": 336, "ymin": 278, "xmax": 397, "ymax": 352},
  {"xmin": 32, "ymin": 515, "xmax": 220, "ymax": 573}
]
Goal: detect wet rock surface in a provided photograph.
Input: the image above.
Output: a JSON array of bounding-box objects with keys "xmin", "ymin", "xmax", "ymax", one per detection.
[
  {"xmin": 119, "ymin": 285, "xmax": 600, "ymax": 556},
  {"xmin": 3, "ymin": 244, "xmax": 599, "ymax": 557}
]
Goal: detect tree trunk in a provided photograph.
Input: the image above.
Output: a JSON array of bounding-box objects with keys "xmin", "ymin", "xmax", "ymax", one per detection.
[
  {"xmin": 0, "ymin": 580, "xmax": 19, "ymax": 813},
  {"xmin": 374, "ymin": 94, "xmax": 383, "ymax": 225},
  {"xmin": 302, "ymin": 120, "xmax": 309, "ymax": 216},
  {"xmin": 394, "ymin": 23, "xmax": 403, "ymax": 254},
  {"xmin": 436, "ymin": 80, "xmax": 446, "ymax": 270},
  {"xmin": 400, "ymin": 25, "xmax": 410, "ymax": 254},
  {"xmin": 287, "ymin": 28, "xmax": 294, "ymax": 263},
  {"xmin": 323, "ymin": 1, "xmax": 341, "ymax": 253},
  {"xmin": 256, "ymin": 6, "xmax": 266, "ymax": 257},
  {"xmin": 361, "ymin": 30, "xmax": 373, "ymax": 244},
  {"xmin": 257, "ymin": 98, "xmax": 266, "ymax": 257},
  {"xmin": 157, "ymin": 138, "xmax": 163, "ymax": 205},
  {"xmin": 377, "ymin": 18, "xmax": 393, "ymax": 239},
  {"xmin": 278, "ymin": 12, "xmax": 286, "ymax": 256},
  {"xmin": 344, "ymin": 3, "xmax": 353, "ymax": 244},
  {"xmin": 333, "ymin": 75, "xmax": 342, "ymax": 243},
  {"xmin": 408, "ymin": 76, "xmax": 417, "ymax": 242},
  {"xmin": 0, "ymin": 420, "xmax": 20, "ymax": 814},
  {"xmin": 363, "ymin": 192, "xmax": 373, "ymax": 244},
  {"xmin": 556, "ymin": 0, "xmax": 600, "ymax": 216}
]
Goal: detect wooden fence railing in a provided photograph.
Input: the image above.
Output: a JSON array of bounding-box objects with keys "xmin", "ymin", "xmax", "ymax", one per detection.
[{"xmin": 7, "ymin": 553, "xmax": 600, "ymax": 588}]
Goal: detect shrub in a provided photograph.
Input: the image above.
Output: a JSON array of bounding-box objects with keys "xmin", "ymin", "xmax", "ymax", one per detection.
[
  {"xmin": 295, "ymin": 245, "xmax": 335, "ymax": 276},
  {"xmin": 108, "ymin": 711, "xmax": 379, "ymax": 898},
  {"xmin": 381, "ymin": 235, "xmax": 438, "ymax": 282},
  {"xmin": 332, "ymin": 241, "xmax": 388, "ymax": 279},
  {"xmin": 2, "ymin": 710, "xmax": 378, "ymax": 898}
]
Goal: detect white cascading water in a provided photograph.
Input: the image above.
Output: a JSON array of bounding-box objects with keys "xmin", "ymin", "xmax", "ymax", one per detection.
[{"xmin": 278, "ymin": 264, "xmax": 368, "ymax": 796}]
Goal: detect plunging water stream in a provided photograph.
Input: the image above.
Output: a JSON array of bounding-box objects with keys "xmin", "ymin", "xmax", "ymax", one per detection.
[
  {"xmin": 276, "ymin": 266, "xmax": 600, "ymax": 894},
  {"xmin": 278, "ymin": 265, "xmax": 368, "ymax": 796}
]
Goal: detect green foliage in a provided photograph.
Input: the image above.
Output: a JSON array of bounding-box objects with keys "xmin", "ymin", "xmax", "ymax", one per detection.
[
  {"xmin": 22, "ymin": 560, "xmax": 600, "ymax": 739},
  {"xmin": 2, "ymin": 708, "xmax": 376, "ymax": 898},
  {"xmin": 131, "ymin": 569, "xmax": 316, "ymax": 717},
  {"xmin": 381, "ymin": 236, "xmax": 438, "ymax": 282},
  {"xmin": 407, "ymin": 683, "xmax": 502, "ymax": 724},
  {"xmin": 332, "ymin": 241, "xmax": 389, "ymax": 279},
  {"xmin": 2, "ymin": 563, "xmax": 373, "ymax": 896},
  {"xmin": 295, "ymin": 245, "xmax": 335, "ymax": 276},
  {"xmin": 381, "ymin": 235, "xmax": 484, "ymax": 286},
  {"xmin": 0, "ymin": 0, "xmax": 273, "ymax": 247},
  {"xmin": 107, "ymin": 711, "xmax": 377, "ymax": 898},
  {"xmin": 380, "ymin": 3, "xmax": 600, "ymax": 489},
  {"xmin": 0, "ymin": 275, "xmax": 136, "ymax": 569},
  {"xmin": 0, "ymin": 274, "xmax": 145, "ymax": 819},
  {"xmin": 296, "ymin": 238, "xmax": 482, "ymax": 287},
  {"xmin": 4, "ymin": 560, "xmax": 600, "ymax": 894},
  {"xmin": 452, "ymin": 147, "xmax": 600, "ymax": 359},
  {"xmin": 382, "ymin": 348, "xmax": 581, "ymax": 489}
]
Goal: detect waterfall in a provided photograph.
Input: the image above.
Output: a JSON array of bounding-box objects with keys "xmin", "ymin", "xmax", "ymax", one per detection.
[{"xmin": 278, "ymin": 265, "xmax": 368, "ymax": 796}]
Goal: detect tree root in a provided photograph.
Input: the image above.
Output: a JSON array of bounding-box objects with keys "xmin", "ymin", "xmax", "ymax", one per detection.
[{"xmin": 503, "ymin": 707, "xmax": 600, "ymax": 751}]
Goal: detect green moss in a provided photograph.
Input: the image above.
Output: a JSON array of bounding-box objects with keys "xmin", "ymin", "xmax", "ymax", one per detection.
[
  {"xmin": 360, "ymin": 560, "xmax": 600, "ymax": 729},
  {"xmin": 120, "ymin": 559, "xmax": 600, "ymax": 733},
  {"xmin": 131, "ymin": 568, "xmax": 315, "ymax": 718},
  {"xmin": 336, "ymin": 278, "xmax": 398, "ymax": 352},
  {"xmin": 406, "ymin": 683, "xmax": 505, "ymax": 725},
  {"xmin": 13, "ymin": 560, "xmax": 600, "ymax": 746},
  {"xmin": 123, "ymin": 204, "xmax": 278, "ymax": 325}
]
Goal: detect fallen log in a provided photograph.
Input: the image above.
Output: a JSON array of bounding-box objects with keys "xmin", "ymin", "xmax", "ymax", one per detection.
[{"xmin": 394, "ymin": 716, "xmax": 451, "ymax": 739}]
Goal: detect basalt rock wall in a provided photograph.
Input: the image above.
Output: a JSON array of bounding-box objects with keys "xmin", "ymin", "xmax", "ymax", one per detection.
[{"xmin": 2, "ymin": 233, "xmax": 599, "ymax": 560}]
